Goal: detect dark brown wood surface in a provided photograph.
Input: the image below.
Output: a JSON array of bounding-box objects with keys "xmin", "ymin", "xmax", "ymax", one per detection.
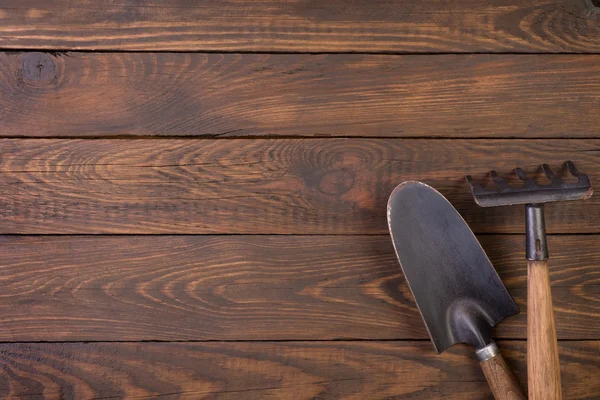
[
  {"xmin": 1, "ymin": 52, "xmax": 600, "ymax": 138},
  {"xmin": 0, "ymin": 139, "xmax": 598, "ymax": 234},
  {"xmin": 2, "ymin": 2, "xmax": 600, "ymax": 399},
  {"xmin": 1, "ymin": 0, "xmax": 600, "ymax": 52},
  {"xmin": 0, "ymin": 234, "xmax": 597, "ymax": 341},
  {"xmin": 1, "ymin": 341, "xmax": 599, "ymax": 399}
]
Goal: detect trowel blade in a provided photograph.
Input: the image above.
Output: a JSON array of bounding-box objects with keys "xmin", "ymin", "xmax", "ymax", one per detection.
[{"xmin": 387, "ymin": 181, "xmax": 519, "ymax": 353}]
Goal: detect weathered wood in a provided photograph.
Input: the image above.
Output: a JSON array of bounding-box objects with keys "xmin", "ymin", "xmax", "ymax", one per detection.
[
  {"xmin": 0, "ymin": 235, "xmax": 598, "ymax": 341},
  {"xmin": 1, "ymin": 1, "xmax": 599, "ymax": 52},
  {"xmin": 0, "ymin": 139, "xmax": 598, "ymax": 234},
  {"xmin": 2, "ymin": 52, "xmax": 600, "ymax": 138},
  {"xmin": 0, "ymin": 341, "xmax": 598, "ymax": 399}
]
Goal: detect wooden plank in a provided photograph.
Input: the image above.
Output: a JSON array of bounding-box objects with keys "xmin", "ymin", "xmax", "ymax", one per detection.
[
  {"xmin": 0, "ymin": 341, "xmax": 598, "ymax": 399},
  {"xmin": 0, "ymin": 235, "xmax": 598, "ymax": 341},
  {"xmin": 2, "ymin": 52, "xmax": 600, "ymax": 138},
  {"xmin": 0, "ymin": 139, "xmax": 599, "ymax": 234},
  {"xmin": 1, "ymin": 1, "xmax": 599, "ymax": 52}
]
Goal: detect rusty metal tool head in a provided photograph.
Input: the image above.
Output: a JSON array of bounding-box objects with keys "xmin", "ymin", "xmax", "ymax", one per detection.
[
  {"xmin": 465, "ymin": 160, "xmax": 592, "ymax": 208},
  {"xmin": 465, "ymin": 160, "xmax": 592, "ymax": 260}
]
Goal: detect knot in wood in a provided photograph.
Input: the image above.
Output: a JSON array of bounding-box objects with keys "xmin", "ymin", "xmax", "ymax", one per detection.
[
  {"xmin": 21, "ymin": 52, "xmax": 58, "ymax": 84},
  {"xmin": 319, "ymin": 169, "xmax": 355, "ymax": 196}
]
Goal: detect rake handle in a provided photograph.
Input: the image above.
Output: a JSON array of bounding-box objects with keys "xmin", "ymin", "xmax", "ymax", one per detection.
[{"xmin": 528, "ymin": 259, "xmax": 562, "ymax": 399}]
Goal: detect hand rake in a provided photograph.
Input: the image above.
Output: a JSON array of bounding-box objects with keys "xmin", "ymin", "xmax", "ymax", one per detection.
[{"xmin": 466, "ymin": 161, "xmax": 592, "ymax": 400}]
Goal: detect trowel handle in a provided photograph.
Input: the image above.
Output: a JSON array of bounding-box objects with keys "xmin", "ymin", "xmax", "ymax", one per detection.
[
  {"xmin": 528, "ymin": 259, "xmax": 562, "ymax": 399},
  {"xmin": 477, "ymin": 342, "xmax": 525, "ymax": 400}
]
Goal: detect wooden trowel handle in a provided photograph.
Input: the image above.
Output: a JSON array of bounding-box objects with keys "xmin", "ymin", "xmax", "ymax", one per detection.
[
  {"xmin": 477, "ymin": 342, "xmax": 525, "ymax": 400},
  {"xmin": 528, "ymin": 259, "xmax": 562, "ymax": 399}
]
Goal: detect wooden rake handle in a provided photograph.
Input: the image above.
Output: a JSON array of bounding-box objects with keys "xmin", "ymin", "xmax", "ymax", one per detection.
[
  {"xmin": 478, "ymin": 343, "xmax": 526, "ymax": 400},
  {"xmin": 528, "ymin": 260, "xmax": 562, "ymax": 399}
]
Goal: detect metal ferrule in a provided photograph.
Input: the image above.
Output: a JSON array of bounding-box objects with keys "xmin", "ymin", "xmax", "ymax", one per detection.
[
  {"xmin": 526, "ymin": 204, "xmax": 548, "ymax": 261},
  {"xmin": 475, "ymin": 341, "xmax": 500, "ymax": 361}
]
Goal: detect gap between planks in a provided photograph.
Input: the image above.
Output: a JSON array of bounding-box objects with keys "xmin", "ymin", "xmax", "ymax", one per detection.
[{"xmin": 0, "ymin": 338, "xmax": 596, "ymax": 344}]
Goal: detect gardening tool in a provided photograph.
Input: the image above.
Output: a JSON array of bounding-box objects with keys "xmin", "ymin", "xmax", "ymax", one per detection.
[
  {"xmin": 466, "ymin": 160, "xmax": 593, "ymax": 400},
  {"xmin": 388, "ymin": 181, "xmax": 525, "ymax": 400}
]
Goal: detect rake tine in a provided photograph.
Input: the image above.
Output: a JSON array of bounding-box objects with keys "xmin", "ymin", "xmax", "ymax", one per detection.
[
  {"xmin": 489, "ymin": 170, "xmax": 509, "ymax": 190},
  {"xmin": 541, "ymin": 164, "xmax": 557, "ymax": 181},
  {"xmin": 566, "ymin": 160, "xmax": 583, "ymax": 177},
  {"xmin": 514, "ymin": 167, "xmax": 529, "ymax": 181},
  {"xmin": 465, "ymin": 175, "xmax": 485, "ymax": 193},
  {"xmin": 489, "ymin": 170, "xmax": 503, "ymax": 183}
]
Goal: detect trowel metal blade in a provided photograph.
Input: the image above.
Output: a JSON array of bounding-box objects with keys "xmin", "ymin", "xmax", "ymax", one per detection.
[{"xmin": 387, "ymin": 181, "xmax": 519, "ymax": 353}]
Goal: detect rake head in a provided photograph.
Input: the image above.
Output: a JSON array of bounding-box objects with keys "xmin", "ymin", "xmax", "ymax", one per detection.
[{"xmin": 465, "ymin": 161, "xmax": 593, "ymax": 207}]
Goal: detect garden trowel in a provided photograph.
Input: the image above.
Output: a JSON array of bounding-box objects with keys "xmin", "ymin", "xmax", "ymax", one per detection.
[{"xmin": 387, "ymin": 181, "xmax": 525, "ymax": 400}]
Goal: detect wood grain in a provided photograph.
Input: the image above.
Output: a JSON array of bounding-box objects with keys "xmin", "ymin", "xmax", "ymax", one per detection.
[
  {"xmin": 1, "ymin": 341, "xmax": 599, "ymax": 400},
  {"xmin": 0, "ymin": 139, "xmax": 599, "ymax": 234},
  {"xmin": 2, "ymin": 52, "xmax": 600, "ymax": 138},
  {"xmin": 528, "ymin": 260, "xmax": 562, "ymax": 400},
  {"xmin": 479, "ymin": 352, "xmax": 526, "ymax": 400},
  {"xmin": 0, "ymin": 235, "xmax": 598, "ymax": 341},
  {"xmin": 1, "ymin": 1, "xmax": 599, "ymax": 52}
]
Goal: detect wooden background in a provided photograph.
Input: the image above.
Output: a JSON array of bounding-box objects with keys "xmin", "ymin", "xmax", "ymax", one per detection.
[{"xmin": 1, "ymin": 1, "xmax": 600, "ymax": 398}]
